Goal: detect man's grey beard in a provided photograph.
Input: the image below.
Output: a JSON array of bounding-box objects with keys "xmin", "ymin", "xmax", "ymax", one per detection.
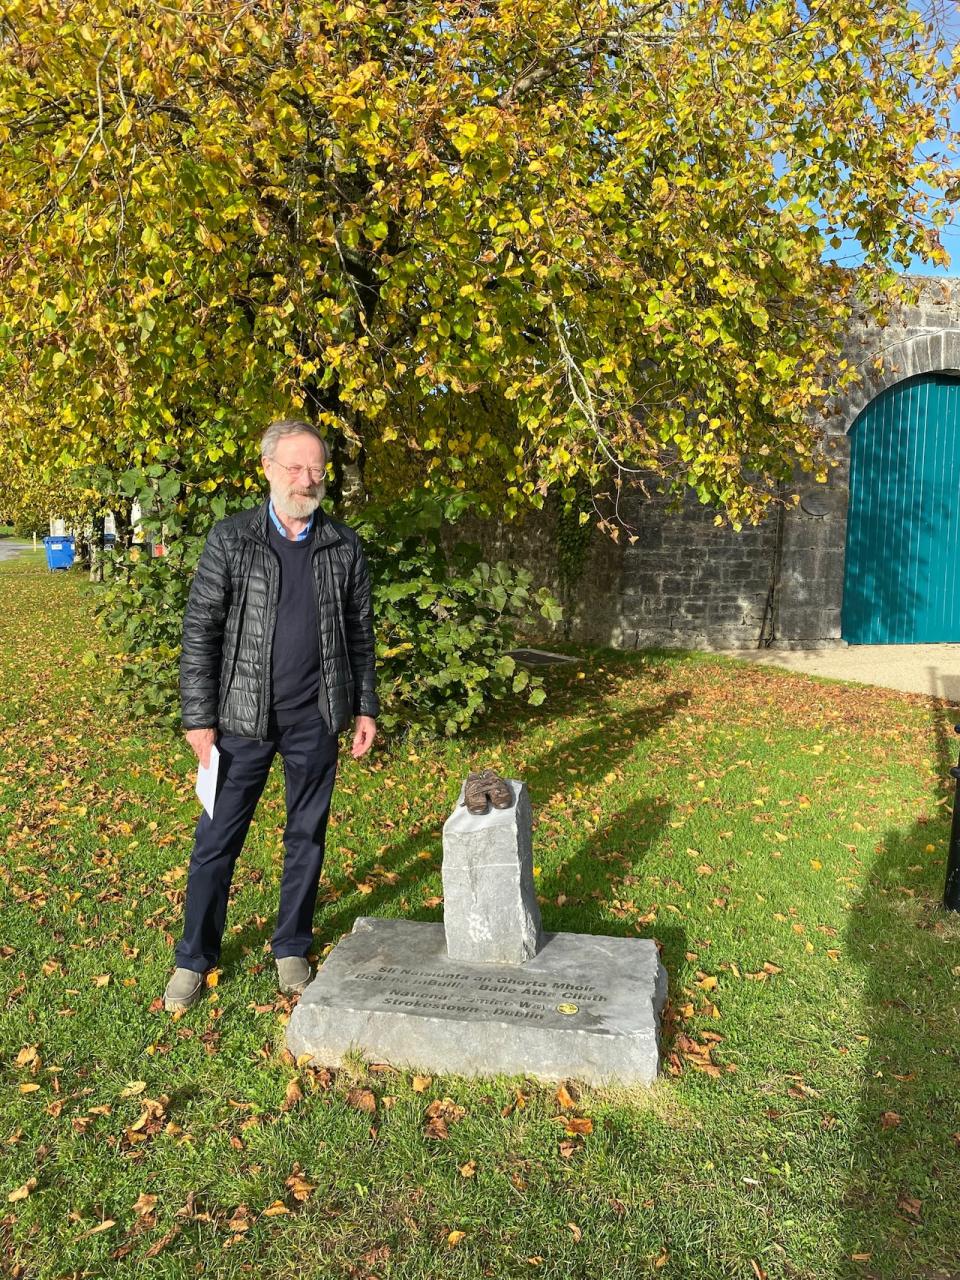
[{"xmin": 269, "ymin": 482, "xmax": 324, "ymax": 520}]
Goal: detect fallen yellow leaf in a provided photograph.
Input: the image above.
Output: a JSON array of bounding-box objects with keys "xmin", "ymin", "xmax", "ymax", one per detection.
[
  {"xmin": 79, "ymin": 1220, "xmax": 116, "ymax": 1237},
  {"xmin": 555, "ymin": 1083, "xmax": 578, "ymax": 1110},
  {"xmin": 563, "ymin": 1116, "xmax": 593, "ymax": 1136},
  {"xmin": 282, "ymin": 1078, "xmax": 303, "ymax": 1111}
]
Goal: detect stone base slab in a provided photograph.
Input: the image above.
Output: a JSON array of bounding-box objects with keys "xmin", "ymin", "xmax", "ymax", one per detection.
[{"xmin": 286, "ymin": 917, "xmax": 668, "ymax": 1087}]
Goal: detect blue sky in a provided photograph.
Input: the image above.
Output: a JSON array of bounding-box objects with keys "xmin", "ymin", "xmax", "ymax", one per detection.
[{"xmin": 832, "ymin": 2, "xmax": 960, "ymax": 276}]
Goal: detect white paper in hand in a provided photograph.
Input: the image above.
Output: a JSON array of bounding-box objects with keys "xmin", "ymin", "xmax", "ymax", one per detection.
[{"xmin": 195, "ymin": 743, "xmax": 220, "ymax": 820}]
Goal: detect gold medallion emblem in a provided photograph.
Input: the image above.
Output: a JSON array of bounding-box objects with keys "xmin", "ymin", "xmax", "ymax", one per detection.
[{"xmin": 556, "ymin": 1002, "xmax": 579, "ymax": 1015}]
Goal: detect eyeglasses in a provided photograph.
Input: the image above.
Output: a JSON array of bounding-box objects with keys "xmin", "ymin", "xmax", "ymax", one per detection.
[{"xmin": 268, "ymin": 460, "xmax": 326, "ymax": 482}]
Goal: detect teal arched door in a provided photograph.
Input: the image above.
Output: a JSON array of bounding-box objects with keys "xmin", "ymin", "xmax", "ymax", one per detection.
[{"xmin": 843, "ymin": 372, "xmax": 960, "ymax": 644}]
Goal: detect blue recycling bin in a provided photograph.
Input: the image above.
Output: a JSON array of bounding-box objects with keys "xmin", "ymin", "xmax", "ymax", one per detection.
[{"xmin": 43, "ymin": 535, "xmax": 75, "ymax": 571}]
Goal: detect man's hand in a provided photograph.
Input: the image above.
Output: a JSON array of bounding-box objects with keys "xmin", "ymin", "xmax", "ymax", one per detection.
[
  {"xmin": 185, "ymin": 727, "xmax": 217, "ymax": 769},
  {"xmin": 351, "ymin": 715, "xmax": 377, "ymax": 759}
]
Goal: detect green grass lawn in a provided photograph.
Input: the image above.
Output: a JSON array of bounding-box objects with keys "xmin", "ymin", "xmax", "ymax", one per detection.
[{"xmin": 2, "ymin": 551, "xmax": 959, "ymax": 1280}]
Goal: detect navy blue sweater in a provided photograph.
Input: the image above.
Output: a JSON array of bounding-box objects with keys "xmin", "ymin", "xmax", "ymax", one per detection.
[{"xmin": 267, "ymin": 521, "xmax": 323, "ymax": 725}]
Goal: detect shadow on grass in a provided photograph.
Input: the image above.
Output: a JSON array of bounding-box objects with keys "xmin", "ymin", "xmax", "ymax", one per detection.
[
  {"xmin": 841, "ymin": 695, "xmax": 960, "ymax": 1280},
  {"xmin": 477, "ymin": 645, "xmax": 694, "ymax": 742},
  {"xmin": 218, "ymin": 682, "xmax": 689, "ymax": 986}
]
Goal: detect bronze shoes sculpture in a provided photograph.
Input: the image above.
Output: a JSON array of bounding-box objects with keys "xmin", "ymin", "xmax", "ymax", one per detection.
[{"xmin": 461, "ymin": 767, "xmax": 513, "ymax": 815}]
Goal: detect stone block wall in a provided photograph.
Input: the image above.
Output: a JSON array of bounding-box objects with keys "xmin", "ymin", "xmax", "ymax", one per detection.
[
  {"xmin": 618, "ymin": 488, "xmax": 779, "ymax": 649},
  {"xmin": 445, "ymin": 275, "xmax": 960, "ymax": 652},
  {"xmin": 446, "ymin": 503, "xmax": 625, "ymax": 647}
]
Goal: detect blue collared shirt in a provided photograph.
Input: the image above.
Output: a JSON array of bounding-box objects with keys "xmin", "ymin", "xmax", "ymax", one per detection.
[{"xmin": 268, "ymin": 499, "xmax": 314, "ymax": 541}]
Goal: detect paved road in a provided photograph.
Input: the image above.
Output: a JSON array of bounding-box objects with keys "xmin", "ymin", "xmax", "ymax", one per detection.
[
  {"xmin": 0, "ymin": 540, "xmax": 36, "ymax": 562},
  {"xmin": 721, "ymin": 644, "xmax": 960, "ymax": 702}
]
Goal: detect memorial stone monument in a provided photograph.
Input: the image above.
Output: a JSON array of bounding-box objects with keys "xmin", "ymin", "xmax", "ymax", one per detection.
[{"xmin": 286, "ymin": 778, "xmax": 668, "ymax": 1086}]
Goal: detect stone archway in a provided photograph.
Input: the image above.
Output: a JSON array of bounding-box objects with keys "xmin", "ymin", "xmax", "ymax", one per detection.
[
  {"xmin": 842, "ymin": 371, "xmax": 960, "ymax": 642},
  {"xmin": 831, "ymin": 329, "xmax": 960, "ymax": 427},
  {"xmin": 775, "ymin": 328, "xmax": 960, "ymax": 647}
]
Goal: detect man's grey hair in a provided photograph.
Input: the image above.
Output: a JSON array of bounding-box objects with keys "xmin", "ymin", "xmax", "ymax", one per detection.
[{"xmin": 260, "ymin": 418, "xmax": 328, "ymax": 465}]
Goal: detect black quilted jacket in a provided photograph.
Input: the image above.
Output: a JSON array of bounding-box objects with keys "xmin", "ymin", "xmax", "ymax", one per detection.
[{"xmin": 180, "ymin": 499, "xmax": 378, "ymax": 738}]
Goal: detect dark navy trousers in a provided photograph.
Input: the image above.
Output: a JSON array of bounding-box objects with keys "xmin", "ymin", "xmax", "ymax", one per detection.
[{"xmin": 174, "ymin": 715, "xmax": 339, "ymax": 973}]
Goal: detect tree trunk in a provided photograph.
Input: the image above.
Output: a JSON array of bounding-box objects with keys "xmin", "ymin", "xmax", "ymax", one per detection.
[{"xmin": 89, "ymin": 513, "xmax": 106, "ymax": 582}]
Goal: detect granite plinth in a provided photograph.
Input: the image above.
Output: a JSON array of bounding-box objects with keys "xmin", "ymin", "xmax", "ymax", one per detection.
[
  {"xmin": 286, "ymin": 916, "xmax": 668, "ymax": 1086},
  {"xmin": 442, "ymin": 779, "xmax": 543, "ymax": 965}
]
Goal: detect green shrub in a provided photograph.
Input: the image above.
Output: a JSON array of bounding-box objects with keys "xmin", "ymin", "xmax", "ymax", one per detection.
[
  {"xmin": 353, "ymin": 488, "xmax": 561, "ymax": 737},
  {"xmin": 94, "ymin": 486, "xmax": 561, "ymax": 737}
]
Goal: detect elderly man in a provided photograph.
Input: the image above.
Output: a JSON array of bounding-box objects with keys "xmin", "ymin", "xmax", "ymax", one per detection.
[{"xmin": 163, "ymin": 418, "xmax": 378, "ymax": 1011}]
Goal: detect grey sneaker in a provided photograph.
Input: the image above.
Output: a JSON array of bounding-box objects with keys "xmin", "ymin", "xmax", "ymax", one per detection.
[
  {"xmin": 276, "ymin": 956, "xmax": 311, "ymax": 995},
  {"xmin": 163, "ymin": 967, "xmax": 206, "ymax": 1011}
]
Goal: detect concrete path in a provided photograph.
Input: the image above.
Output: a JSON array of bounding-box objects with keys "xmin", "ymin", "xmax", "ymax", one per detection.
[
  {"xmin": 0, "ymin": 540, "xmax": 35, "ymax": 562},
  {"xmin": 721, "ymin": 644, "xmax": 960, "ymax": 702}
]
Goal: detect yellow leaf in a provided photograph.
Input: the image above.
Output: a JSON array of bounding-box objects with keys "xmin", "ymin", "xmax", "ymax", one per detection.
[
  {"xmin": 346, "ymin": 1088, "xmax": 377, "ymax": 1114},
  {"xmin": 205, "ymin": 969, "xmax": 220, "ymax": 988},
  {"xmin": 412, "ymin": 1075, "xmax": 432, "ymax": 1093},
  {"xmin": 447, "ymin": 1230, "xmax": 467, "ymax": 1247},
  {"xmin": 285, "ymin": 1172, "xmax": 315, "ymax": 1202},
  {"xmin": 554, "ymin": 1083, "xmax": 578, "ymax": 1110},
  {"xmin": 120, "ymin": 1081, "xmax": 147, "ymax": 1098},
  {"xmin": 282, "ymin": 1079, "xmax": 303, "ymax": 1111},
  {"xmin": 18, "ymin": 1083, "xmax": 40, "ymax": 1094},
  {"xmin": 697, "ymin": 975, "xmax": 718, "ymax": 992},
  {"xmin": 261, "ymin": 1201, "xmax": 289, "ymax": 1217},
  {"xmin": 809, "ymin": 859, "xmax": 822, "ymax": 871},
  {"xmin": 563, "ymin": 1116, "xmax": 593, "ymax": 1136},
  {"xmin": 8, "ymin": 1178, "xmax": 37, "ymax": 1202},
  {"xmin": 86, "ymin": 1220, "xmax": 116, "ymax": 1235}
]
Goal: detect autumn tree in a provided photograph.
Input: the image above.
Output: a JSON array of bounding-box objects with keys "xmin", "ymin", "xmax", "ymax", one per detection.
[
  {"xmin": 1, "ymin": 0, "xmax": 957, "ymax": 529},
  {"xmin": 0, "ymin": 0, "xmax": 956, "ymax": 727}
]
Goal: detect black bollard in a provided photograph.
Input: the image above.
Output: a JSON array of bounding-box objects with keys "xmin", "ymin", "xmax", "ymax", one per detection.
[{"xmin": 945, "ymin": 724, "xmax": 960, "ymax": 912}]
